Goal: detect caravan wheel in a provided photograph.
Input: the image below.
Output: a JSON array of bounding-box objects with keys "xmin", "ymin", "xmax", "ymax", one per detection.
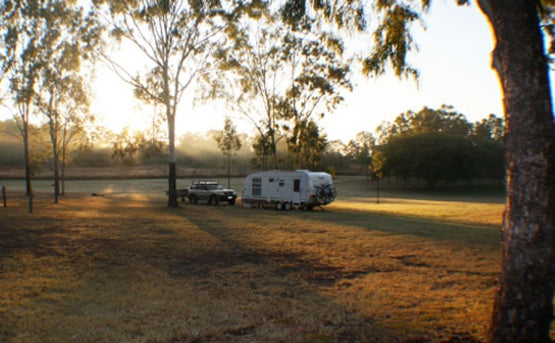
[
  {"xmin": 275, "ymin": 202, "xmax": 283, "ymax": 210},
  {"xmin": 283, "ymin": 202, "xmax": 291, "ymax": 211}
]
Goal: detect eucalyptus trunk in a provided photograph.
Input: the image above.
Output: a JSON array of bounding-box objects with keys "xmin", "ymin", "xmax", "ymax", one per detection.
[
  {"xmin": 269, "ymin": 127, "xmax": 278, "ymax": 170},
  {"xmin": 227, "ymin": 153, "xmax": 231, "ymax": 188},
  {"xmin": 167, "ymin": 104, "xmax": 178, "ymax": 208},
  {"xmin": 51, "ymin": 138, "xmax": 60, "ymax": 204},
  {"xmin": 60, "ymin": 124, "xmax": 67, "ymax": 196},
  {"xmin": 48, "ymin": 99, "xmax": 60, "ymax": 204},
  {"xmin": 477, "ymin": 1, "xmax": 555, "ymax": 341},
  {"xmin": 22, "ymin": 113, "xmax": 33, "ymax": 213}
]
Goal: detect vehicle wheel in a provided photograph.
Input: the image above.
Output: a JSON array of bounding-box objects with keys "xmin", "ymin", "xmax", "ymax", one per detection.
[
  {"xmin": 283, "ymin": 202, "xmax": 291, "ymax": 211},
  {"xmin": 228, "ymin": 199, "xmax": 235, "ymax": 205},
  {"xmin": 276, "ymin": 202, "xmax": 282, "ymax": 210},
  {"xmin": 189, "ymin": 195, "xmax": 197, "ymax": 204},
  {"xmin": 209, "ymin": 195, "xmax": 218, "ymax": 205}
]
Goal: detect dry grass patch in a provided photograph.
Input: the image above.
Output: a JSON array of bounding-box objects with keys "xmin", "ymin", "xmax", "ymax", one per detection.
[
  {"xmin": 0, "ymin": 189, "xmax": 515, "ymax": 342},
  {"xmin": 182, "ymin": 203, "xmax": 502, "ymax": 341},
  {"xmin": 0, "ymin": 194, "xmax": 393, "ymax": 342},
  {"xmin": 331, "ymin": 198, "xmax": 504, "ymax": 227}
]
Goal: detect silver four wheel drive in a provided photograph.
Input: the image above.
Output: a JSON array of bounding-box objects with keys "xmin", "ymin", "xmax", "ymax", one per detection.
[{"xmin": 187, "ymin": 181, "xmax": 237, "ymax": 205}]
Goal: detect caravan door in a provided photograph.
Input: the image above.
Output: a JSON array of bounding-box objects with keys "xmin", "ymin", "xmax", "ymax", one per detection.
[{"xmin": 293, "ymin": 178, "xmax": 301, "ymax": 206}]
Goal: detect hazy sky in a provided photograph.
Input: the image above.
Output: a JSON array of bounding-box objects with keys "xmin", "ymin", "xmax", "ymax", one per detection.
[
  {"xmin": 320, "ymin": 1, "xmax": 503, "ymax": 142},
  {"xmin": 91, "ymin": 1, "xmax": 504, "ymax": 143}
]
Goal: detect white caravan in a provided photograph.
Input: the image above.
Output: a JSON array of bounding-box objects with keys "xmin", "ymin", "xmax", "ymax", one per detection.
[{"xmin": 242, "ymin": 170, "xmax": 337, "ymax": 210}]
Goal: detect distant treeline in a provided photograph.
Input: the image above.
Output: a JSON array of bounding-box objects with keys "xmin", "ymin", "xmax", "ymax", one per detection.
[
  {"xmin": 372, "ymin": 106, "xmax": 505, "ymax": 187},
  {"xmin": 0, "ymin": 118, "xmax": 350, "ymax": 175},
  {"xmin": 0, "ymin": 105, "xmax": 505, "ymax": 185}
]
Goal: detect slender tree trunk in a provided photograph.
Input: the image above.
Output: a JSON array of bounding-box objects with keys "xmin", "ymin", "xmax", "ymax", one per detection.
[
  {"xmin": 23, "ymin": 118, "xmax": 31, "ymax": 196},
  {"xmin": 52, "ymin": 146, "xmax": 60, "ymax": 204},
  {"xmin": 61, "ymin": 154, "xmax": 66, "ymax": 195},
  {"xmin": 61, "ymin": 124, "xmax": 67, "ymax": 196},
  {"xmin": 376, "ymin": 176, "xmax": 380, "ymax": 204},
  {"xmin": 23, "ymin": 116, "xmax": 33, "ymax": 213},
  {"xmin": 270, "ymin": 128, "xmax": 278, "ymax": 170},
  {"xmin": 167, "ymin": 110, "xmax": 178, "ymax": 208},
  {"xmin": 477, "ymin": 1, "xmax": 555, "ymax": 341},
  {"xmin": 227, "ymin": 153, "xmax": 231, "ymax": 188},
  {"xmin": 53, "ymin": 157, "xmax": 59, "ymax": 203},
  {"xmin": 49, "ymin": 113, "xmax": 59, "ymax": 204}
]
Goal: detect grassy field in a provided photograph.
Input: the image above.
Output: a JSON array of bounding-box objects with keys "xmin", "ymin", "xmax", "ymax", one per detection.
[{"xmin": 0, "ymin": 176, "xmax": 545, "ymax": 342}]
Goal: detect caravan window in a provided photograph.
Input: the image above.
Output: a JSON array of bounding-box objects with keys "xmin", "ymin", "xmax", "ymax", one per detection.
[
  {"xmin": 293, "ymin": 179, "xmax": 300, "ymax": 192},
  {"xmin": 312, "ymin": 176, "xmax": 331, "ymax": 188},
  {"xmin": 252, "ymin": 177, "xmax": 262, "ymax": 196},
  {"xmin": 279, "ymin": 180, "xmax": 284, "ymax": 187}
]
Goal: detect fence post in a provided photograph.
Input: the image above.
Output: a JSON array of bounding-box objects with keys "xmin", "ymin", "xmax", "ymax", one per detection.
[{"xmin": 2, "ymin": 185, "xmax": 6, "ymax": 207}]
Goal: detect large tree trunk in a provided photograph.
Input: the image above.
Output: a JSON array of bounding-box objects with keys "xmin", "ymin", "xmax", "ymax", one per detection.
[{"xmin": 477, "ymin": 1, "xmax": 555, "ymax": 342}]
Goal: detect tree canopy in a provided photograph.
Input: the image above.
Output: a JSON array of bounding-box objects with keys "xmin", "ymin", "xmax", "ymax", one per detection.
[
  {"xmin": 212, "ymin": 5, "xmax": 351, "ymax": 169},
  {"xmin": 94, "ymin": 0, "xmax": 232, "ymax": 207},
  {"xmin": 0, "ymin": 0, "xmax": 101, "ymax": 208},
  {"xmin": 376, "ymin": 106, "xmax": 504, "ymax": 187}
]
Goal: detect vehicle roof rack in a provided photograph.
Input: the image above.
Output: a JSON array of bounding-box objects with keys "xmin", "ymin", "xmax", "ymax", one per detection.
[{"xmin": 191, "ymin": 180, "xmax": 220, "ymax": 185}]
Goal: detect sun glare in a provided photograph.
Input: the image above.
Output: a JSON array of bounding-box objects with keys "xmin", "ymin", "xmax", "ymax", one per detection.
[{"xmin": 91, "ymin": 66, "xmax": 249, "ymax": 139}]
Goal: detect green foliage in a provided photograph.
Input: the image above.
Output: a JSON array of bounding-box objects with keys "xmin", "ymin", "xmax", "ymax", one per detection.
[
  {"xmin": 345, "ymin": 131, "xmax": 374, "ymax": 177},
  {"xmin": 383, "ymin": 132, "xmax": 476, "ymax": 187},
  {"xmin": 473, "ymin": 114, "xmax": 504, "ymax": 141},
  {"xmin": 213, "ymin": 117, "xmax": 242, "ymax": 185},
  {"xmin": 287, "ymin": 119, "xmax": 328, "ymax": 169},
  {"xmin": 281, "ymin": 0, "xmax": 366, "ymax": 30},
  {"xmin": 371, "ymin": 150, "xmax": 386, "ymax": 179},
  {"xmin": 214, "ymin": 4, "xmax": 351, "ymax": 169},
  {"xmin": 378, "ymin": 107, "xmax": 505, "ymax": 187},
  {"xmin": 111, "ymin": 127, "xmax": 167, "ymax": 166},
  {"xmin": 251, "ymin": 131, "xmax": 274, "ymax": 171},
  {"xmin": 381, "ymin": 105, "xmax": 473, "ymax": 137},
  {"xmin": 472, "ymin": 137, "xmax": 505, "ymax": 181},
  {"xmin": 363, "ymin": 2, "xmax": 423, "ymax": 79},
  {"xmin": 280, "ymin": 0, "xmax": 429, "ymax": 79},
  {"xmin": 213, "ymin": 117, "xmax": 242, "ymax": 158}
]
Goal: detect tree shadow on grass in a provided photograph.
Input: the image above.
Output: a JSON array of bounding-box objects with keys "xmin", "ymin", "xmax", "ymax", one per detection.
[
  {"xmin": 0, "ymin": 205, "xmax": 399, "ymax": 342},
  {"xmin": 303, "ymin": 206, "xmax": 501, "ymax": 248},
  {"xmin": 181, "ymin": 210, "xmax": 488, "ymax": 342},
  {"xmin": 0, "ymin": 196, "xmax": 488, "ymax": 343}
]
